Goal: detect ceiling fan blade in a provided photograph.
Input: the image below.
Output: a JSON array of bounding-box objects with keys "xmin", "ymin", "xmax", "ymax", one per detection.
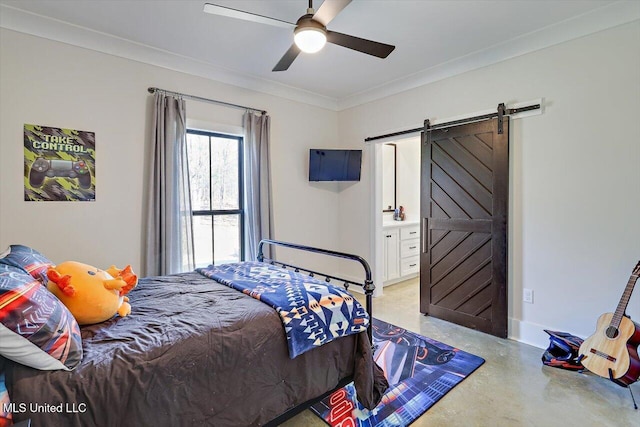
[
  {"xmin": 312, "ymin": 0, "xmax": 352, "ymax": 27},
  {"xmin": 273, "ymin": 44, "xmax": 302, "ymax": 72},
  {"xmin": 326, "ymin": 31, "xmax": 395, "ymax": 58},
  {"xmin": 203, "ymin": 3, "xmax": 295, "ymax": 29}
]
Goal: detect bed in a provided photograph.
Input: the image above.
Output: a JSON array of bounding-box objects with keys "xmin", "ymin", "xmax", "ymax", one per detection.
[{"xmin": 2, "ymin": 239, "xmax": 387, "ymax": 426}]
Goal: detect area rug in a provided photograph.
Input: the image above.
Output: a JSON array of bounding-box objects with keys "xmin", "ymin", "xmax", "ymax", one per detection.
[{"xmin": 310, "ymin": 318, "xmax": 485, "ymax": 427}]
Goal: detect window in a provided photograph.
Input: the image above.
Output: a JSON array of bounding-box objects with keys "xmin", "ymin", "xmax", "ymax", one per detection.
[{"xmin": 186, "ymin": 130, "xmax": 244, "ymax": 267}]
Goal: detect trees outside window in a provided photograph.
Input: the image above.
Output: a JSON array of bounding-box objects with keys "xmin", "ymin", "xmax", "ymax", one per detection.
[{"xmin": 186, "ymin": 130, "xmax": 244, "ymax": 267}]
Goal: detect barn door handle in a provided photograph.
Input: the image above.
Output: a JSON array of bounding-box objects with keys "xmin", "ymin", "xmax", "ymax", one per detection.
[{"xmin": 422, "ymin": 218, "xmax": 428, "ymax": 253}]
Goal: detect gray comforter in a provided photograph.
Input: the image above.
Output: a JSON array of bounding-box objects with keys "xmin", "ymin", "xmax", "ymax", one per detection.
[{"xmin": 5, "ymin": 272, "xmax": 387, "ymax": 426}]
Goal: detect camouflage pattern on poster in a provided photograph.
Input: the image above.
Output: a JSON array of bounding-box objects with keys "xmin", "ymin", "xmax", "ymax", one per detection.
[{"xmin": 24, "ymin": 124, "xmax": 95, "ymax": 202}]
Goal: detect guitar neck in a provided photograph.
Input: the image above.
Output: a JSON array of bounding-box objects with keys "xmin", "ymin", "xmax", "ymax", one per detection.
[{"xmin": 612, "ymin": 273, "xmax": 639, "ymax": 327}]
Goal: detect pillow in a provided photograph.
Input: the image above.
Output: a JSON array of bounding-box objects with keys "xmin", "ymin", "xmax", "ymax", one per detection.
[
  {"xmin": 0, "ymin": 265, "xmax": 83, "ymax": 371},
  {"xmin": 0, "ymin": 244, "xmax": 53, "ymax": 285}
]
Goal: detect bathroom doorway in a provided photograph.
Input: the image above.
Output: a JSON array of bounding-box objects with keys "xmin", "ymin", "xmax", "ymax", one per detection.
[{"xmin": 373, "ymin": 135, "xmax": 421, "ymax": 297}]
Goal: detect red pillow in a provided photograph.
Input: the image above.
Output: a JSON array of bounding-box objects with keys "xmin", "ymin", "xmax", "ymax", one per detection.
[{"xmin": 0, "ymin": 265, "xmax": 82, "ymax": 370}]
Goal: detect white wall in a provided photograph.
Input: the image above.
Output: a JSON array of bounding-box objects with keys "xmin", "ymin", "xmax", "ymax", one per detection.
[
  {"xmin": 2, "ymin": 21, "xmax": 639, "ymax": 349},
  {"xmin": 337, "ymin": 21, "xmax": 640, "ymax": 348},
  {"xmin": 0, "ymin": 29, "xmax": 340, "ymax": 274}
]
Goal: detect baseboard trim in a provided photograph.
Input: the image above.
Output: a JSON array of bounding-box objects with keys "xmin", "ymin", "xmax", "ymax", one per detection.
[
  {"xmin": 508, "ymin": 317, "xmax": 556, "ymax": 349},
  {"xmin": 382, "ymin": 273, "xmax": 419, "ymax": 288},
  {"xmin": 341, "ymin": 272, "xmax": 558, "ymax": 350}
]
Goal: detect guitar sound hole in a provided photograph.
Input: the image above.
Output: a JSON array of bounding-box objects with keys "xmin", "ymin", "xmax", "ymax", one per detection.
[{"xmin": 605, "ymin": 326, "xmax": 619, "ymax": 339}]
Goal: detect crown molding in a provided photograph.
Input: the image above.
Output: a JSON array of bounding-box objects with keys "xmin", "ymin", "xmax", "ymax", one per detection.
[
  {"xmin": 337, "ymin": 1, "xmax": 640, "ymax": 110},
  {"xmin": 0, "ymin": 4, "xmax": 339, "ymax": 111},
  {"xmin": 2, "ymin": 2, "xmax": 638, "ymax": 112}
]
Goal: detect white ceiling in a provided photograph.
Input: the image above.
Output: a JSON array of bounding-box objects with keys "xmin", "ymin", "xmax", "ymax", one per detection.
[{"xmin": 1, "ymin": 0, "xmax": 638, "ymax": 110}]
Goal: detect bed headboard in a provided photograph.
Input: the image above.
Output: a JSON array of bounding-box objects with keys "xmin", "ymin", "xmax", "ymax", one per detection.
[{"xmin": 257, "ymin": 239, "xmax": 376, "ymax": 343}]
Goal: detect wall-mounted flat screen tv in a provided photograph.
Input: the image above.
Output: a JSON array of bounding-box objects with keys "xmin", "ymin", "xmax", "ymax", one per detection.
[{"xmin": 309, "ymin": 149, "xmax": 362, "ymax": 182}]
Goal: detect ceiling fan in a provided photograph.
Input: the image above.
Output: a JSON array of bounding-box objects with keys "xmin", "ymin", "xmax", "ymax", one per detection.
[{"xmin": 203, "ymin": 0, "xmax": 395, "ymax": 71}]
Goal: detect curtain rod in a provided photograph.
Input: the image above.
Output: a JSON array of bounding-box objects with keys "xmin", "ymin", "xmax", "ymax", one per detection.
[
  {"xmin": 147, "ymin": 87, "xmax": 267, "ymax": 115},
  {"xmin": 364, "ymin": 102, "xmax": 541, "ymax": 142}
]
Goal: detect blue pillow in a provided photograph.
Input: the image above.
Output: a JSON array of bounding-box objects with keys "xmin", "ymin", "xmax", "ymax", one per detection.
[{"xmin": 0, "ymin": 244, "xmax": 53, "ymax": 284}]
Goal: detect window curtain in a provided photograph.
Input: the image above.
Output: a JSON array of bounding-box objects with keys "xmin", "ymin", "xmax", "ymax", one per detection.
[
  {"xmin": 243, "ymin": 111, "xmax": 273, "ymax": 260},
  {"xmin": 144, "ymin": 93, "xmax": 195, "ymax": 276}
]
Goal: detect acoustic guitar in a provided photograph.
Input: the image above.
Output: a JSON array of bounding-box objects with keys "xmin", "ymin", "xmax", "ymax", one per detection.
[{"xmin": 579, "ymin": 261, "xmax": 640, "ymax": 386}]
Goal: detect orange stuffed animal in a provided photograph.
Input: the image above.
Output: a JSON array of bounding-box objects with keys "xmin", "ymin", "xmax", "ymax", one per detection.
[{"xmin": 46, "ymin": 261, "xmax": 137, "ymax": 325}]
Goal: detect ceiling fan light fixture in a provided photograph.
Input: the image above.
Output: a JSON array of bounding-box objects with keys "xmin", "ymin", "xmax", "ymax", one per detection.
[
  {"xmin": 294, "ymin": 26, "xmax": 326, "ymax": 54},
  {"xmin": 204, "ymin": 1, "xmax": 395, "ymax": 71}
]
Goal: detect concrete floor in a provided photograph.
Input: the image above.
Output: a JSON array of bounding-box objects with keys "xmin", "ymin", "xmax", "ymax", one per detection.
[{"xmin": 281, "ymin": 278, "xmax": 639, "ymax": 426}]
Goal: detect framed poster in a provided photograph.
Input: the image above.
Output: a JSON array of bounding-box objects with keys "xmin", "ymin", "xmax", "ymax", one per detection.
[{"xmin": 24, "ymin": 124, "xmax": 95, "ymax": 202}]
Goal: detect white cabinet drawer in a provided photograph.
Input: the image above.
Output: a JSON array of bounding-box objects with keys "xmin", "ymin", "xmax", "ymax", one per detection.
[
  {"xmin": 401, "ymin": 256, "xmax": 419, "ymax": 276},
  {"xmin": 400, "ymin": 239, "xmax": 419, "ymax": 258},
  {"xmin": 400, "ymin": 225, "xmax": 420, "ymax": 240}
]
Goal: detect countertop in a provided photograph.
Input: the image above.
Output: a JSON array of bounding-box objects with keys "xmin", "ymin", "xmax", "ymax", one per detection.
[{"xmin": 382, "ymin": 220, "xmax": 419, "ymax": 228}]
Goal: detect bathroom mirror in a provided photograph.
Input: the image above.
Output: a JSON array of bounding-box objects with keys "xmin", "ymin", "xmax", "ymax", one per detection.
[{"xmin": 382, "ymin": 143, "xmax": 396, "ymax": 212}]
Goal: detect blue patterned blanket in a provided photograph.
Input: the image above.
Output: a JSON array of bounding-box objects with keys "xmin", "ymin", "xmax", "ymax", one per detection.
[{"xmin": 196, "ymin": 261, "xmax": 369, "ymax": 358}]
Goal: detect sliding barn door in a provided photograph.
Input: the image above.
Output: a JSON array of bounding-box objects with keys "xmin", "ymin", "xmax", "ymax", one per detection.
[{"xmin": 420, "ymin": 118, "xmax": 508, "ymax": 338}]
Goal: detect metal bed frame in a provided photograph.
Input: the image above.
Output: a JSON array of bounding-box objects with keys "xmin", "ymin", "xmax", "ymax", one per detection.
[
  {"xmin": 256, "ymin": 239, "xmax": 376, "ymax": 425},
  {"xmin": 257, "ymin": 239, "xmax": 375, "ymax": 343}
]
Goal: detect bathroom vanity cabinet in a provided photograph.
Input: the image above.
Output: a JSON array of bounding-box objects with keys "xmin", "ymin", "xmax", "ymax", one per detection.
[{"xmin": 382, "ymin": 221, "xmax": 419, "ymax": 285}]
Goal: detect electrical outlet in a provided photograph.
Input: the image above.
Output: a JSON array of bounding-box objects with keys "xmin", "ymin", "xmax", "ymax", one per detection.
[{"xmin": 523, "ymin": 288, "xmax": 534, "ymax": 304}]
